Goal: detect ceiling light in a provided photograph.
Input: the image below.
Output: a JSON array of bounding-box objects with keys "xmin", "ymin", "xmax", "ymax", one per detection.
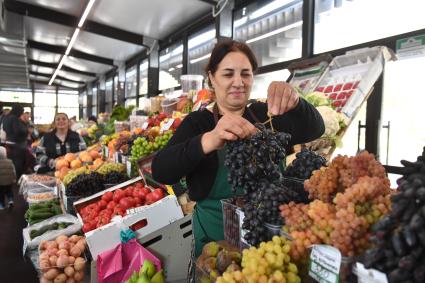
[
  {"xmin": 176, "ymin": 64, "xmax": 183, "ymax": 69},
  {"xmin": 65, "ymin": 29, "xmax": 80, "ymax": 55},
  {"xmin": 234, "ymin": 16, "xmax": 248, "ymax": 28},
  {"xmin": 78, "ymin": 0, "xmax": 96, "ymax": 27},
  {"xmin": 188, "ymin": 29, "xmax": 215, "ymax": 49},
  {"xmin": 250, "ymin": 0, "xmax": 295, "ymax": 20},
  {"xmin": 168, "ymin": 67, "xmax": 175, "ymax": 72},
  {"xmin": 49, "ymin": 55, "xmax": 67, "ymax": 85},
  {"xmin": 190, "ymin": 53, "xmax": 211, "ymax": 64},
  {"xmin": 246, "ymin": 21, "xmax": 302, "ymax": 44}
]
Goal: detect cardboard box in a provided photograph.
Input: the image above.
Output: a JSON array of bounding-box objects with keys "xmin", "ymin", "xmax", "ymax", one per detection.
[{"xmin": 73, "ymin": 176, "xmax": 184, "ymax": 259}]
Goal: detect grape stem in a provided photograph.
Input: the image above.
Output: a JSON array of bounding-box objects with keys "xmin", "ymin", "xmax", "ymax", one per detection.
[{"xmin": 263, "ymin": 112, "xmax": 275, "ymax": 132}]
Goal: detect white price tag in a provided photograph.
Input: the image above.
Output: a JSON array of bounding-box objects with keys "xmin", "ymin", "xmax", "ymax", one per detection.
[
  {"xmin": 309, "ymin": 245, "xmax": 342, "ymax": 283},
  {"xmin": 237, "ymin": 209, "xmax": 248, "ymax": 244},
  {"xmin": 160, "ymin": 119, "xmax": 174, "ymax": 133},
  {"xmin": 355, "ymin": 263, "xmax": 388, "ymax": 283},
  {"xmin": 141, "ymin": 122, "xmax": 149, "ymax": 130},
  {"xmin": 126, "ymin": 160, "xmax": 132, "ymax": 177},
  {"xmin": 104, "ymin": 147, "xmax": 109, "ymax": 159}
]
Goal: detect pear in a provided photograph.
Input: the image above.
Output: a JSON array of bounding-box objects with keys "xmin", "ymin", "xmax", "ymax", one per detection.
[
  {"xmin": 151, "ymin": 270, "xmax": 165, "ymax": 283},
  {"xmin": 137, "ymin": 273, "xmax": 151, "ymax": 283},
  {"xmin": 140, "ymin": 259, "xmax": 156, "ymax": 279}
]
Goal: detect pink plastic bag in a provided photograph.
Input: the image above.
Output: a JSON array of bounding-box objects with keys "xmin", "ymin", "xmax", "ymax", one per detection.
[{"xmin": 97, "ymin": 238, "xmax": 161, "ymax": 283}]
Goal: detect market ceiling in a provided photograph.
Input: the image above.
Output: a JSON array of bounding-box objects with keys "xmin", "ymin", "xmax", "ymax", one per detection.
[{"xmin": 0, "ymin": 0, "xmax": 213, "ymax": 90}]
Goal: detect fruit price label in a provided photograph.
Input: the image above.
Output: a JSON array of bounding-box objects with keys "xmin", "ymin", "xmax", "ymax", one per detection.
[
  {"xmin": 141, "ymin": 122, "xmax": 149, "ymax": 130},
  {"xmin": 126, "ymin": 160, "xmax": 132, "ymax": 177},
  {"xmin": 309, "ymin": 245, "xmax": 341, "ymax": 283},
  {"xmin": 160, "ymin": 119, "xmax": 174, "ymax": 133},
  {"xmin": 355, "ymin": 263, "xmax": 388, "ymax": 283},
  {"xmin": 237, "ymin": 209, "xmax": 248, "ymax": 244}
]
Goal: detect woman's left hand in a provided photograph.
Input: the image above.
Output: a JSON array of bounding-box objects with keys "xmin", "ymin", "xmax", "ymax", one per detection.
[{"xmin": 267, "ymin": 81, "xmax": 299, "ymax": 116}]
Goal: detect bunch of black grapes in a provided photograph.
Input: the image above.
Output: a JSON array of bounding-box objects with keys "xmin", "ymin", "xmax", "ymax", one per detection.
[
  {"xmin": 284, "ymin": 148, "xmax": 327, "ymax": 179},
  {"xmin": 362, "ymin": 146, "xmax": 425, "ymax": 283},
  {"xmin": 225, "ymin": 124, "xmax": 307, "ymax": 246},
  {"xmin": 66, "ymin": 172, "xmax": 105, "ymax": 197}
]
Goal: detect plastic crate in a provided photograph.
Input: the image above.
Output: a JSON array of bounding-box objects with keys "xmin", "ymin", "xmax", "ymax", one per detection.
[{"xmin": 221, "ymin": 198, "xmax": 248, "ymax": 250}]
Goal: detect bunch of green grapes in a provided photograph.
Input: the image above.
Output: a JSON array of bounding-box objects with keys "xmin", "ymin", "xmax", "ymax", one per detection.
[
  {"xmin": 63, "ymin": 166, "xmax": 90, "ymax": 186},
  {"xmin": 96, "ymin": 162, "xmax": 126, "ymax": 175},
  {"xmin": 153, "ymin": 130, "xmax": 173, "ymax": 150},
  {"xmin": 216, "ymin": 236, "xmax": 300, "ymax": 283}
]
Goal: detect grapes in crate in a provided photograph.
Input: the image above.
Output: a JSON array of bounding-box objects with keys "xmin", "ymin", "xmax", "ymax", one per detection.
[{"xmin": 284, "ymin": 148, "xmax": 327, "ymax": 180}]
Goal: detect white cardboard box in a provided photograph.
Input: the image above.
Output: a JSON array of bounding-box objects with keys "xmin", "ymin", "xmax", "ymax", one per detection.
[{"xmin": 73, "ymin": 176, "xmax": 184, "ymax": 259}]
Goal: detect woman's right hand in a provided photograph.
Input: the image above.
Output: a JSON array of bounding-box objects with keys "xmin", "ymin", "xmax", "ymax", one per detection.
[{"xmin": 201, "ymin": 113, "xmax": 257, "ymax": 154}]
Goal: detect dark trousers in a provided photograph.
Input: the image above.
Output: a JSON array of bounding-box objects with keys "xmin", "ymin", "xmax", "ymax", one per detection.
[{"xmin": 0, "ymin": 184, "xmax": 13, "ymax": 205}]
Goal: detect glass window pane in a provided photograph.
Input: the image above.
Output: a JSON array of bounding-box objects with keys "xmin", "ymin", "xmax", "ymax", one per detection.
[
  {"xmin": 125, "ymin": 98, "xmax": 136, "ymax": 107},
  {"xmin": 105, "ymin": 79, "xmax": 113, "ymax": 113},
  {"xmin": 35, "ymin": 90, "xmax": 56, "ymax": 107},
  {"xmin": 58, "ymin": 93, "xmax": 79, "ymax": 120},
  {"xmin": 126, "ymin": 66, "xmax": 137, "ymax": 98},
  {"xmin": 34, "ymin": 107, "xmax": 55, "ymax": 124},
  {"xmin": 92, "ymin": 105, "xmax": 97, "ymax": 116},
  {"xmin": 0, "ymin": 90, "xmax": 32, "ymax": 103},
  {"xmin": 114, "ymin": 75, "xmax": 118, "ymax": 102},
  {"xmin": 159, "ymin": 42, "xmax": 183, "ymax": 91},
  {"xmin": 233, "ymin": 0, "xmax": 303, "ymax": 67},
  {"xmin": 314, "ymin": 0, "xmax": 425, "ymax": 54},
  {"xmin": 188, "ymin": 25, "xmax": 216, "ymax": 75},
  {"xmin": 251, "ymin": 69, "xmax": 291, "ymax": 99},
  {"xmin": 139, "ymin": 60, "xmax": 149, "ymax": 96},
  {"xmin": 92, "ymin": 87, "xmax": 98, "ymax": 106}
]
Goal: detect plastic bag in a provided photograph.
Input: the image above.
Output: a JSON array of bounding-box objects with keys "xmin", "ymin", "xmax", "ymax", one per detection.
[
  {"xmin": 22, "ymin": 214, "xmax": 81, "ymax": 252},
  {"xmin": 26, "ymin": 186, "xmax": 57, "ymax": 204},
  {"xmin": 97, "ymin": 238, "xmax": 161, "ymax": 283},
  {"xmin": 19, "ymin": 174, "xmax": 57, "ymax": 195}
]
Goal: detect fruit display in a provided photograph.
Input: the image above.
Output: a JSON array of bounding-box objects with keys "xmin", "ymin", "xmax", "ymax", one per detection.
[
  {"xmin": 284, "ymin": 148, "xmax": 327, "ymax": 179},
  {"xmin": 124, "ymin": 259, "xmax": 165, "ymax": 283},
  {"xmin": 78, "ymin": 182, "xmax": 166, "ymax": 233},
  {"xmin": 280, "ymin": 151, "xmax": 392, "ymax": 260},
  {"xmin": 30, "ymin": 222, "xmax": 73, "ymax": 240},
  {"xmin": 25, "ymin": 200, "xmax": 63, "ymax": 225},
  {"xmin": 65, "ymin": 172, "xmax": 105, "ymax": 197},
  {"xmin": 38, "ymin": 235, "xmax": 87, "ymax": 283},
  {"xmin": 196, "ymin": 241, "xmax": 242, "ymax": 283},
  {"xmin": 54, "ymin": 149, "xmax": 103, "ymax": 181},
  {"xmin": 362, "ymin": 147, "xmax": 425, "ymax": 283},
  {"xmin": 216, "ymin": 236, "xmax": 301, "ymax": 283},
  {"xmin": 62, "ymin": 162, "xmax": 126, "ymax": 186},
  {"xmin": 225, "ymin": 124, "xmax": 307, "ymax": 246},
  {"xmin": 130, "ymin": 130, "xmax": 173, "ymax": 163},
  {"xmin": 314, "ymin": 78, "xmax": 360, "ymax": 112}
]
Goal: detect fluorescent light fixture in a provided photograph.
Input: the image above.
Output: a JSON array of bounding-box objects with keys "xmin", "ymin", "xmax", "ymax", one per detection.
[
  {"xmin": 78, "ymin": 0, "xmax": 96, "ymax": 27},
  {"xmin": 0, "ymin": 37, "xmax": 7, "ymax": 42},
  {"xmin": 190, "ymin": 53, "xmax": 211, "ymax": 64},
  {"xmin": 246, "ymin": 21, "xmax": 302, "ymax": 44},
  {"xmin": 49, "ymin": 55, "xmax": 68, "ymax": 85},
  {"xmin": 168, "ymin": 67, "xmax": 175, "ymax": 72},
  {"xmin": 176, "ymin": 64, "xmax": 183, "ymax": 69},
  {"xmin": 250, "ymin": 0, "xmax": 295, "ymax": 20},
  {"xmin": 65, "ymin": 28, "xmax": 80, "ymax": 55},
  {"xmin": 234, "ymin": 16, "xmax": 248, "ymax": 28},
  {"xmin": 188, "ymin": 29, "xmax": 215, "ymax": 49}
]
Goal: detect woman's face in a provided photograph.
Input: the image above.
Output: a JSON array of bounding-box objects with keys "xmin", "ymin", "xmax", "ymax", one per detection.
[
  {"xmin": 55, "ymin": 114, "xmax": 69, "ymax": 130},
  {"xmin": 209, "ymin": 51, "xmax": 254, "ymax": 112}
]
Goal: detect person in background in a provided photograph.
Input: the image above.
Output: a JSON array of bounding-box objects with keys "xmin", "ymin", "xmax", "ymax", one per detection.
[
  {"xmin": 0, "ymin": 146, "xmax": 16, "ymax": 209},
  {"xmin": 88, "ymin": 115, "xmax": 98, "ymax": 126},
  {"xmin": 0, "ymin": 107, "xmax": 11, "ymax": 145},
  {"xmin": 152, "ymin": 40, "xmax": 325, "ymax": 260},
  {"xmin": 35, "ymin": 112, "xmax": 87, "ymax": 173},
  {"xmin": 2, "ymin": 105, "xmax": 28, "ymax": 179}
]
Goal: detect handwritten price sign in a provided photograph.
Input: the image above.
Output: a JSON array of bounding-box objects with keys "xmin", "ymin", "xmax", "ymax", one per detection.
[{"xmin": 309, "ymin": 245, "xmax": 342, "ymax": 283}]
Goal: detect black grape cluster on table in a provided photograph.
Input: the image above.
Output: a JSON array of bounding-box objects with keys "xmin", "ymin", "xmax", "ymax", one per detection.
[
  {"xmin": 284, "ymin": 148, "xmax": 327, "ymax": 180},
  {"xmin": 225, "ymin": 124, "xmax": 305, "ymax": 246},
  {"xmin": 66, "ymin": 171, "xmax": 128, "ymax": 197},
  {"xmin": 362, "ymin": 146, "xmax": 425, "ymax": 283}
]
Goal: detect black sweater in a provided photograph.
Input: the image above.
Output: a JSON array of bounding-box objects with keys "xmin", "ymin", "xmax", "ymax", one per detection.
[
  {"xmin": 2, "ymin": 115, "xmax": 28, "ymax": 145},
  {"xmin": 152, "ymin": 99, "xmax": 325, "ymax": 201}
]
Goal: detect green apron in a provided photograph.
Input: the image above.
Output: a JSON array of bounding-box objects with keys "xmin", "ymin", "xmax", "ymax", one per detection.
[{"xmin": 192, "ymin": 147, "xmax": 243, "ymax": 258}]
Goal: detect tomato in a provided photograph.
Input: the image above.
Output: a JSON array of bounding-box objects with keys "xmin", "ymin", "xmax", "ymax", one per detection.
[
  {"xmin": 125, "ymin": 186, "xmax": 134, "ymax": 196},
  {"xmin": 113, "ymin": 206, "xmax": 126, "ymax": 217},
  {"xmin": 82, "ymin": 222, "xmax": 95, "ymax": 233},
  {"xmin": 145, "ymin": 193, "xmax": 156, "ymax": 205},
  {"xmin": 113, "ymin": 189, "xmax": 125, "ymax": 203},
  {"xmin": 135, "ymin": 182, "xmax": 143, "ymax": 189},
  {"xmin": 134, "ymin": 196, "xmax": 144, "ymax": 207},
  {"xmin": 86, "ymin": 203, "xmax": 100, "ymax": 214},
  {"xmin": 97, "ymin": 215, "xmax": 111, "ymax": 228},
  {"xmin": 107, "ymin": 201, "xmax": 117, "ymax": 210},
  {"xmin": 101, "ymin": 191, "xmax": 113, "ymax": 202},
  {"xmin": 152, "ymin": 188, "xmax": 165, "ymax": 201},
  {"xmin": 140, "ymin": 187, "xmax": 150, "ymax": 196},
  {"xmin": 119, "ymin": 197, "xmax": 133, "ymax": 210},
  {"xmin": 99, "ymin": 208, "xmax": 112, "ymax": 217},
  {"xmin": 98, "ymin": 200, "xmax": 108, "ymax": 209}
]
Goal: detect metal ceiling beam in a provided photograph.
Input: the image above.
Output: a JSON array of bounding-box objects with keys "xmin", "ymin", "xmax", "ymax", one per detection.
[
  {"xmin": 30, "ymin": 79, "xmax": 78, "ymax": 90},
  {"xmin": 29, "ymin": 71, "xmax": 85, "ymax": 84},
  {"xmin": 5, "ymin": 0, "xmax": 148, "ymax": 47},
  {"xmin": 198, "ymin": 0, "xmax": 218, "ymax": 5},
  {"xmin": 27, "ymin": 40, "xmax": 114, "ymax": 66},
  {"xmin": 28, "ymin": 59, "xmax": 97, "ymax": 77}
]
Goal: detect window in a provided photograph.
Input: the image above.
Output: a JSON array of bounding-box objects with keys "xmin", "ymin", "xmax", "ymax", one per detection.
[
  {"xmin": 188, "ymin": 25, "xmax": 216, "ymax": 75},
  {"xmin": 92, "ymin": 87, "xmax": 98, "ymax": 116},
  {"xmin": 0, "ymin": 90, "xmax": 32, "ymax": 103},
  {"xmin": 233, "ymin": 0, "xmax": 303, "ymax": 67},
  {"xmin": 113, "ymin": 75, "xmax": 118, "ymax": 103},
  {"xmin": 314, "ymin": 0, "xmax": 425, "ymax": 53},
  {"xmin": 58, "ymin": 91, "xmax": 79, "ymax": 120},
  {"xmin": 105, "ymin": 79, "xmax": 113, "ymax": 113},
  {"xmin": 125, "ymin": 65, "xmax": 137, "ymax": 99},
  {"xmin": 34, "ymin": 90, "xmax": 56, "ymax": 124},
  {"xmin": 159, "ymin": 42, "xmax": 183, "ymax": 91},
  {"xmin": 251, "ymin": 69, "xmax": 291, "ymax": 99},
  {"xmin": 139, "ymin": 60, "xmax": 148, "ymax": 97},
  {"xmin": 125, "ymin": 98, "xmax": 136, "ymax": 107}
]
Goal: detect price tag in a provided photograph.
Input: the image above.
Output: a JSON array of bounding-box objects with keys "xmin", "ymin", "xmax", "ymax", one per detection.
[
  {"xmin": 141, "ymin": 122, "xmax": 149, "ymax": 130},
  {"xmin": 309, "ymin": 245, "xmax": 342, "ymax": 283},
  {"xmin": 104, "ymin": 147, "xmax": 109, "ymax": 159},
  {"xmin": 237, "ymin": 209, "xmax": 249, "ymax": 244},
  {"xmin": 126, "ymin": 160, "xmax": 132, "ymax": 177},
  {"xmin": 160, "ymin": 118, "xmax": 174, "ymax": 133},
  {"xmin": 355, "ymin": 263, "xmax": 388, "ymax": 283}
]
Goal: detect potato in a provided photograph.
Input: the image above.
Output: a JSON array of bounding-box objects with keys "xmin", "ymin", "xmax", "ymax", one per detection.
[
  {"xmin": 46, "ymin": 241, "xmax": 58, "ymax": 250},
  {"xmin": 74, "ymin": 257, "xmax": 85, "ymax": 271},
  {"xmin": 56, "ymin": 255, "xmax": 69, "ymax": 268},
  {"xmin": 40, "ymin": 278, "xmax": 53, "ymax": 283},
  {"xmin": 58, "ymin": 241, "xmax": 71, "ymax": 251},
  {"xmin": 68, "ymin": 256, "xmax": 75, "ymax": 264},
  {"xmin": 39, "ymin": 252, "xmax": 49, "ymax": 262},
  {"xmin": 76, "ymin": 238, "xmax": 86, "ymax": 247},
  {"xmin": 56, "ymin": 235, "xmax": 68, "ymax": 244},
  {"xmin": 54, "ymin": 273, "xmax": 67, "ymax": 283},
  {"xmin": 65, "ymin": 278, "xmax": 76, "ymax": 283},
  {"xmin": 69, "ymin": 246, "xmax": 81, "ymax": 258},
  {"xmin": 40, "ymin": 260, "xmax": 50, "ymax": 270},
  {"xmin": 49, "ymin": 255, "xmax": 58, "ymax": 266},
  {"xmin": 57, "ymin": 249, "xmax": 69, "ymax": 257},
  {"xmin": 48, "ymin": 248, "xmax": 59, "ymax": 257},
  {"xmin": 40, "ymin": 240, "xmax": 48, "ymax": 250},
  {"xmin": 64, "ymin": 266, "xmax": 75, "ymax": 277},
  {"xmin": 73, "ymin": 271, "xmax": 84, "ymax": 281},
  {"xmin": 69, "ymin": 235, "xmax": 80, "ymax": 243},
  {"xmin": 44, "ymin": 268, "xmax": 60, "ymax": 280}
]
